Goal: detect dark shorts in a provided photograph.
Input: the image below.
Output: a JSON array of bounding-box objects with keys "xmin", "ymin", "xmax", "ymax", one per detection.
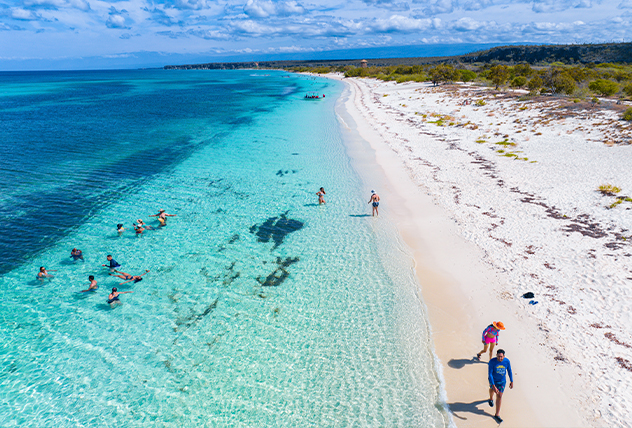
[
  {"xmin": 490, "ymin": 382, "xmax": 506, "ymax": 393},
  {"xmin": 372, "ymin": 202, "xmax": 379, "ymax": 207}
]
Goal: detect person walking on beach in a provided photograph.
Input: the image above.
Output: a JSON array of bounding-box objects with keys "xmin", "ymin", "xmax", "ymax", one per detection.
[
  {"xmin": 107, "ymin": 287, "xmax": 132, "ymax": 307},
  {"xmin": 477, "ymin": 321, "xmax": 505, "ymax": 360},
  {"xmin": 102, "ymin": 255, "xmax": 121, "ymax": 270},
  {"xmin": 70, "ymin": 248, "xmax": 84, "ymax": 262},
  {"xmin": 488, "ymin": 349, "xmax": 514, "ymax": 423},
  {"xmin": 37, "ymin": 266, "xmax": 56, "ymax": 279},
  {"xmin": 80, "ymin": 275, "xmax": 98, "ymax": 292},
  {"xmin": 150, "ymin": 209, "xmax": 176, "ymax": 226},
  {"xmin": 368, "ymin": 190, "xmax": 380, "ymax": 216},
  {"xmin": 110, "ymin": 269, "xmax": 150, "ymax": 285},
  {"xmin": 317, "ymin": 187, "xmax": 326, "ymax": 205}
]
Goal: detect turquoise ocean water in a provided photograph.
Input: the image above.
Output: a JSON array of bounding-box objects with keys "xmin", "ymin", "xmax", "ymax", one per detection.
[{"xmin": 0, "ymin": 70, "xmax": 448, "ymax": 426}]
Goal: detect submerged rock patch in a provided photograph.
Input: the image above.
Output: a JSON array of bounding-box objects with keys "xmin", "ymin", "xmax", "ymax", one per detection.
[
  {"xmin": 257, "ymin": 257, "xmax": 300, "ymax": 287},
  {"xmin": 249, "ymin": 211, "xmax": 304, "ymax": 249}
]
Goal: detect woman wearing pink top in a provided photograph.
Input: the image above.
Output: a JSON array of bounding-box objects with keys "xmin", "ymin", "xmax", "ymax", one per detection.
[{"xmin": 476, "ymin": 321, "xmax": 505, "ymax": 360}]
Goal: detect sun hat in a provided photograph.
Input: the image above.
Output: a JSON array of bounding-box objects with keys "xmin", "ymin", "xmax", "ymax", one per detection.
[
  {"xmin": 159, "ymin": 209, "xmax": 165, "ymax": 212},
  {"xmin": 493, "ymin": 321, "xmax": 505, "ymax": 330}
]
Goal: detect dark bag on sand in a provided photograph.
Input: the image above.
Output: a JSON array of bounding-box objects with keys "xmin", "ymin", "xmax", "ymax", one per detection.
[{"xmin": 522, "ymin": 292, "xmax": 535, "ymax": 299}]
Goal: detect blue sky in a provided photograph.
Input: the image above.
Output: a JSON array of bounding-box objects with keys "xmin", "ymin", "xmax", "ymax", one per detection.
[{"xmin": 1, "ymin": 0, "xmax": 630, "ymax": 69}]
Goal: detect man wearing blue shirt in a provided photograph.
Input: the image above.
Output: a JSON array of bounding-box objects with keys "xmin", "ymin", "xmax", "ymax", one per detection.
[{"xmin": 488, "ymin": 349, "xmax": 513, "ymax": 423}]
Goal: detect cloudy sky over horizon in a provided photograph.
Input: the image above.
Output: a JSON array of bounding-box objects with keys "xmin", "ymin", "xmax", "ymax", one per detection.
[{"xmin": 1, "ymin": 0, "xmax": 631, "ymax": 67}]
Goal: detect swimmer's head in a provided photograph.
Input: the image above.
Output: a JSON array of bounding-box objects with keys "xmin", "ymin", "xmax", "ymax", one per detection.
[
  {"xmin": 39, "ymin": 266, "xmax": 45, "ymax": 272},
  {"xmin": 320, "ymin": 187, "xmax": 324, "ymax": 191},
  {"xmin": 89, "ymin": 275, "xmax": 94, "ymax": 281},
  {"xmin": 117, "ymin": 223, "xmax": 123, "ymax": 229},
  {"xmin": 159, "ymin": 209, "xmax": 165, "ymax": 212},
  {"xmin": 106, "ymin": 255, "xmax": 112, "ymax": 260},
  {"xmin": 112, "ymin": 287, "xmax": 117, "ymax": 292}
]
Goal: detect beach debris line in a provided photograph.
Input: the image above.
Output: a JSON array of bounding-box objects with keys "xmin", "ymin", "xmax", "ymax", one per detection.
[{"xmin": 249, "ymin": 211, "xmax": 304, "ymax": 249}]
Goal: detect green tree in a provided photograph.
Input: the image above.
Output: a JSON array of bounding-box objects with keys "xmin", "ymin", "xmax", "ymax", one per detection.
[
  {"xmin": 543, "ymin": 69, "xmax": 576, "ymax": 95},
  {"xmin": 624, "ymin": 83, "xmax": 632, "ymax": 97},
  {"xmin": 511, "ymin": 76, "xmax": 528, "ymax": 88},
  {"xmin": 588, "ymin": 79, "xmax": 619, "ymax": 96},
  {"xmin": 527, "ymin": 76, "xmax": 543, "ymax": 94},
  {"xmin": 488, "ymin": 65, "xmax": 510, "ymax": 89},
  {"xmin": 513, "ymin": 63, "xmax": 533, "ymax": 77},
  {"xmin": 428, "ymin": 64, "xmax": 458, "ymax": 86},
  {"xmin": 458, "ymin": 69, "xmax": 477, "ymax": 82}
]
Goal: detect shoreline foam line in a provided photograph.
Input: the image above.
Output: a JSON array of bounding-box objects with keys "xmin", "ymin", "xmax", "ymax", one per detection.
[
  {"xmin": 334, "ymin": 84, "xmax": 454, "ymax": 428},
  {"xmin": 329, "ymin": 73, "xmax": 593, "ymax": 427}
]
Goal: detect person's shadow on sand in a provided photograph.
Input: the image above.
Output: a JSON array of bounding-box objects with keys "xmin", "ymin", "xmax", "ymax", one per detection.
[
  {"xmin": 448, "ymin": 400, "xmax": 496, "ymax": 421},
  {"xmin": 447, "ymin": 357, "xmax": 485, "ymax": 369}
]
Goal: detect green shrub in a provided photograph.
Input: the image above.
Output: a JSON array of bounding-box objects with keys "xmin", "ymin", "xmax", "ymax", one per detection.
[
  {"xmin": 513, "ymin": 63, "xmax": 533, "ymax": 77},
  {"xmin": 588, "ymin": 79, "xmax": 619, "ymax": 96},
  {"xmin": 623, "ymin": 108, "xmax": 632, "ymax": 122},
  {"xmin": 475, "ymin": 99, "xmax": 486, "ymax": 106},
  {"xmin": 458, "ymin": 69, "xmax": 477, "ymax": 83},
  {"xmin": 623, "ymin": 83, "xmax": 632, "ymax": 97},
  {"xmin": 511, "ymin": 76, "xmax": 528, "ymax": 88},
  {"xmin": 489, "ymin": 65, "xmax": 510, "ymax": 88},
  {"xmin": 598, "ymin": 184, "xmax": 622, "ymax": 195},
  {"xmin": 428, "ymin": 64, "xmax": 458, "ymax": 85},
  {"xmin": 528, "ymin": 76, "xmax": 543, "ymax": 94}
]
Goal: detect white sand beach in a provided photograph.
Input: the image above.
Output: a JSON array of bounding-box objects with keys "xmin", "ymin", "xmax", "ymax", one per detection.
[{"xmin": 331, "ymin": 74, "xmax": 632, "ymax": 427}]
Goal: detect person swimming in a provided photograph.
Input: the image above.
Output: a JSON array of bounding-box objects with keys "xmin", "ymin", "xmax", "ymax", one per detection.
[
  {"xmin": 137, "ymin": 219, "xmax": 152, "ymax": 230},
  {"xmin": 110, "ymin": 269, "xmax": 150, "ymax": 285},
  {"xmin": 80, "ymin": 275, "xmax": 98, "ymax": 292},
  {"xmin": 133, "ymin": 222, "xmax": 145, "ymax": 234},
  {"xmin": 107, "ymin": 287, "xmax": 132, "ymax": 306},
  {"xmin": 70, "ymin": 248, "xmax": 84, "ymax": 261},
  {"xmin": 102, "ymin": 255, "xmax": 121, "ymax": 270},
  {"xmin": 150, "ymin": 209, "xmax": 176, "ymax": 226},
  {"xmin": 317, "ymin": 187, "xmax": 326, "ymax": 205},
  {"xmin": 37, "ymin": 266, "xmax": 56, "ymax": 279},
  {"xmin": 117, "ymin": 223, "xmax": 126, "ymax": 235}
]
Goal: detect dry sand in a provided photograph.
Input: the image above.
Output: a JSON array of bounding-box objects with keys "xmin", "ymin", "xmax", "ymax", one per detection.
[{"xmin": 328, "ymin": 73, "xmax": 632, "ymax": 427}]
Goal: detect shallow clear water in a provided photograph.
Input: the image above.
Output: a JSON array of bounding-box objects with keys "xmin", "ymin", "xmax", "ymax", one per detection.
[{"xmin": 0, "ymin": 70, "xmax": 448, "ymax": 427}]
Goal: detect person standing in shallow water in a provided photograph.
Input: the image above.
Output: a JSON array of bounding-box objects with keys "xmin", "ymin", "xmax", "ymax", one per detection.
[
  {"xmin": 477, "ymin": 321, "xmax": 505, "ymax": 360},
  {"xmin": 107, "ymin": 287, "xmax": 132, "ymax": 307},
  {"xmin": 150, "ymin": 209, "xmax": 176, "ymax": 226},
  {"xmin": 368, "ymin": 190, "xmax": 380, "ymax": 216},
  {"xmin": 317, "ymin": 187, "xmax": 326, "ymax": 205},
  {"xmin": 488, "ymin": 349, "xmax": 514, "ymax": 423}
]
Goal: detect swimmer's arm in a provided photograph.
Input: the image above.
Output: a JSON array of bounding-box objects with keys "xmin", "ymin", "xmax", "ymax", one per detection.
[
  {"xmin": 165, "ymin": 214, "xmax": 176, "ymax": 217},
  {"xmin": 139, "ymin": 269, "xmax": 150, "ymax": 277},
  {"xmin": 119, "ymin": 279, "xmax": 133, "ymax": 285}
]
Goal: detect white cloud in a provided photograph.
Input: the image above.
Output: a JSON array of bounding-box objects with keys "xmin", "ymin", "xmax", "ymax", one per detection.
[
  {"xmin": 452, "ymin": 17, "xmax": 486, "ymax": 31},
  {"xmin": 106, "ymin": 14, "xmax": 126, "ymax": 28},
  {"xmin": 369, "ymin": 15, "xmax": 432, "ymax": 32},
  {"xmin": 243, "ymin": 0, "xmax": 305, "ymax": 19},
  {"xmin": 11, "ymin": 8, "xmax": 42, "ymax": 20}
]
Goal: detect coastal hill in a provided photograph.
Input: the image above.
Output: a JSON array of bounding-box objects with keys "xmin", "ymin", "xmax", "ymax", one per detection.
[{"xmin": 164, "ymin": 42, "xmax": 632, "ymax": 70}]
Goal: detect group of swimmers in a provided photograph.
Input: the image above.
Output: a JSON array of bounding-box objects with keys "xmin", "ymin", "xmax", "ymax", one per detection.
[
  {"xmin": 37, "ymin": 209, "xmax": 173, "ymax": 307},
  {"xmin": 116, "ymin": 209, "xmax": 176, "ymax": 235}
]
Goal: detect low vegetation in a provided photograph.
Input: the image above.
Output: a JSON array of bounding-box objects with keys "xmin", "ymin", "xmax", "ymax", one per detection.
[
  {"xmin": 623, "ymin": 107, "xmax": 632, "ymax": 121},
  {"xmin": 287, "ymin": 61, "xmax": 632, "ymax": 100},
  {"xmin": 598, "ymin": 184, "xmax": 622, "ymax": 195}
]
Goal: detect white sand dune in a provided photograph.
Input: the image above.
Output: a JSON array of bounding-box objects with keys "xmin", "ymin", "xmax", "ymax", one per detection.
[{"xmin": 332, "ymin": 74, "xmax": 632, "ymax": 427}]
